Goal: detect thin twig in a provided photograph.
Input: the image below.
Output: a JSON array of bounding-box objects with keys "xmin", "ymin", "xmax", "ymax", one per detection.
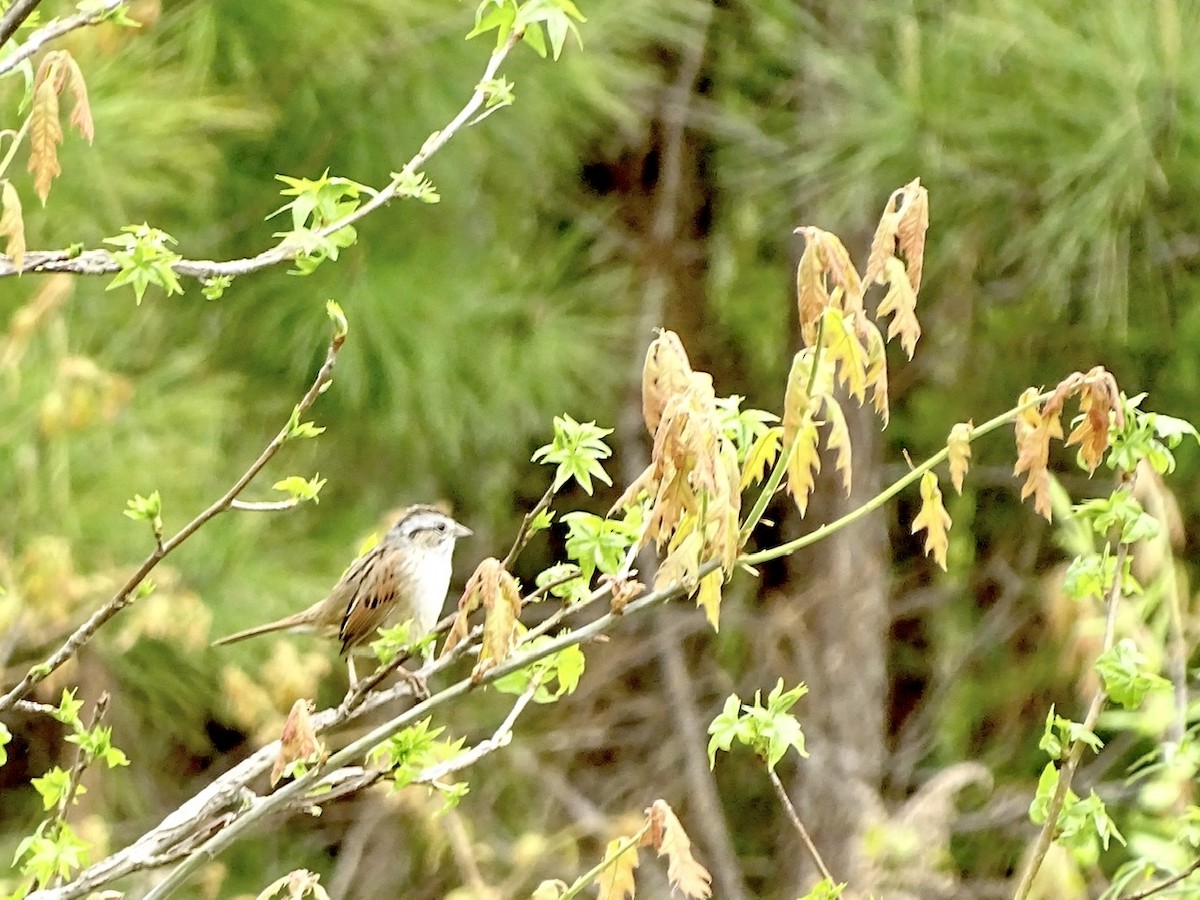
[
  {"xmin": 47, "ymin": 693, "xmax": 109, "ymax": 888},
  {"xmin": 228, "ymin": 499, "xmax": 300, "ymax": 513},
  {"xmin": 0, "ymin": 29, "xmax": 522, "ymax": 280},
  {"xmin": 1123, "ymin": 857, "xmax": 1200, "ymax": 899},
  {"xmin": 768, "ymin": 769, "xmax": 834, "ymax": 884},
  {"xmin": 1012, "ymin": 476, "xmax": 1135, "ymax": 900},
  {"xmin": 0, "ymin": 0, "xmax": 124, "ymax": 76},
  {"xmin": 502, "ymin": 482, "xmax": 557, "ymax": 570},
  {"xmin": 0, "ymin": 329, "xmax": 345, "ymax": 713}
]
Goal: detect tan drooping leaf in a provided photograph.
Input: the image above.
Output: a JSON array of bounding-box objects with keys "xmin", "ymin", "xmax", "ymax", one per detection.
[
  {"xmin": 642, "ymin": 330, "xmax": 693, "ymax": 435},
  {"xmin": 820, "ymin": 393, "xmax": 853, "ymax": 495},
  {"xmin": 876, "ymin": 256, "xmax": 921, "ymax": 359},
  {"xmin": 271, "ymin": 699, "xmax": 322, "ymax": 786},
  {"xmin": 610, "ymin": 462, "xmax": 655, "ymax": 518},
  {"xmin": 820, "ymin": 307, "xmax": 869, "ymax": 403},
  {"xmin": 642, "ymin": 800, "xmax": 712, "ymax": 900},
  {"xmin": 911, "ymin": 471, "xmax": 952, "ymax": 570},
  {"xmin": 442, "ymin": 557, "xmax": 496, "ymax": 655},
  {"xmin": 739, "ymin": 425, "xmax": 783, "ymax": 490},
  {"xmin": 947, "ymin": 422, "xmax": 973, "ymax": 493},
  {"xmin": 654, "ymin": 526, "xmax": 702, "ymax": 593},
  {"xmin": 1066, "ymin": 367, "xmax": 1119, "ymax": 473},
  {"xmin": 1013, "ymin": 387, "xmax": 1063, "ymax": 521},
  {"xmin": 709, "ymin": 438, "xmax": 742, "ymax": 572},
  {"xmin": 0, "ymin": 180, "xmax": 25, "ymax": 270},
  {"xmin": 28, "ymin": 60, "xmax": 64, "ymax": 205},
  {"xmin": 782, "ymin": 351, "xmax": 822, "ymax": 515},
  {"xmin": 61, "ymin": 53, "xmax": 95, "ymax": 143},
  {"xmin": 895, "ymin": 178, "xmax": 929, "ymax": 292},
  {"xmin": 795, "ymin": 231, "xmax": 831, "ymax": 346},
  {"xmin": 595, "ymin": 837, "xmax": 639, "ymax": 900},
  {"xmin": 866, "ymin": 178, "xmax": 929, "ymax": 293},
  {"xmin": 471, "ymin": 558, "xmax": 522, "ymax": 682},
  {"xmin": 861, "ymin": 318, "xmax": 890, "ymax": 426}
]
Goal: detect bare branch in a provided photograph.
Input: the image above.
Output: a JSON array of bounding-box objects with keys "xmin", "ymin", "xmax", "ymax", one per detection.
[
  {"xmin": 0, "ymin": 29, "xmax": 522, "ymax": 281},
  {"xmin": 0, "ymin": 0, "xmax": 45, "ymax": 50},
  {"xmin": 0, "ymin": 0, "xmax": 126, "ymax": 77}
]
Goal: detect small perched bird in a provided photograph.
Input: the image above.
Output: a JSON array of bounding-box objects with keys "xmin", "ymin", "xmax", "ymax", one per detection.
[{"xmin": 213, "ymin": 505, "xmax": 472, "ymax": 685}]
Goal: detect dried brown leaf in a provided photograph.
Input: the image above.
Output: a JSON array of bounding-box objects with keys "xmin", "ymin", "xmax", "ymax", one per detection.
[
  {"xmin": 442, "ymin": 558, "xmax": 495, "ymax": 655},
  {"xmin": 61, "ymin": 53, "xmax": 95, "ymax": 143},
  {"xmin": 643, "ymin": 800, "xmax": 712, "ymax": 899},
  {"xmin": 1013, "ymin": 387, "xmax": 1064, "ymax": 521},
  {"xmin": 895, "ymin": 177, "xmax": 929, "ymax": 292},
  {"xmin": 642, "ymin": 330, "xmax": 693, "ymax": 435},
  {"xmin": 795, "ymin": 233, "xmax": 830, "ymax": 346},
  {"xmin": 0, "ymin": 180, "xmax": 25, "ymax": 270},
  {"xmin": 1066, "ymin": 367, "xmax": 1119, "ymax": 473},
  {"xmin": 271, "ymin": 699, "xmax": 321, "ymax": 786},
  {"xmin": 911, "ymin": 471, "xmax": 952, "ymax": 570},
  {"xmin": 472, "ymin": 559, "xmax": 522, "ymax": 682},
  {"xmin": 28, "ymin": 65, "xmax": 64, "ymax": 205},
  {"xmin": 947, "ymin": 422, "xmax": 973, "ymax": 493}
]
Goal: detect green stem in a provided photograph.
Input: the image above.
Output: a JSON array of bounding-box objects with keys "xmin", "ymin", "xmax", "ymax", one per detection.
[
  {"xmin": 741, "ymin": 388, "xmax": 1051, "ymax": 567},
  {"xmin": 0, "ymin": 112, "xmax": 31, "ymax": 180},
  {"xmin": 558, "ymin": 826, "xmax": 650, "ymax": 900}
]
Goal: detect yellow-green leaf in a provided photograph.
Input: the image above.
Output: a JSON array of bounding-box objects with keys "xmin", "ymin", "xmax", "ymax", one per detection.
[{"xmin": 911, "ymin": 471, "xmax": 952, "ymax": 570}]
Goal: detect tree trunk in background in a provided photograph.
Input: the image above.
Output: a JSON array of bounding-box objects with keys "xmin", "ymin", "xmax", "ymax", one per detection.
[{"xmin": 783, "ymin": 400, "xmax": 890, "ymax": 890}]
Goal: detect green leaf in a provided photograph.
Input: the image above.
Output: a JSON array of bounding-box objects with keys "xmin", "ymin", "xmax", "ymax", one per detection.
[
  {"xmin": 706, "ymin": 680, "xmax": 808, "ymax": 771},
  {"xmin": 103, "ymin": 224, "xmax": 183, "ymax": 304},
  {"xmin": 561, "ymin": 511, "xmax": 637, "ymax": 584},
  {"xmin": 494, "ymin": 638, "xmax": 585, "ymax": 703},
  {"xmin": 1095, "ymin": 639, "xmax": 1171, "ymax": 709},
  {"xmin": 31, "ymin": 767, "xmax": 73, "ymax": 811},
  {"xmin": 201, "ymin": 275, "xmax": 233, "ymax": 300},
  {"xmin": 0, "ymin": 722, "xmax": 10, "ymax": 766},
  {"xmin": 272, "ymin": 474, "xmax": 327, "ymax": 504},
  {"xmin": 123, "ymin": 491, "xmax": 162, "ymax": 523},
  {"xmin": 325, "ymin": 299, "xmax": 349, "ymax": 338},
  {"xmin": 531, "ymin": 414, "xmax": 613, "ymax": 495},
  {"xmin": 50, "ymin": 689, "xmax": 83, "ymax": 728}
]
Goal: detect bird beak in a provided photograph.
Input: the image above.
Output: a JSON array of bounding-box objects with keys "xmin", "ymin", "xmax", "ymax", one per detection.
[{"xmin": 453, "ymin": 522, "xmax": 473, "ymax": 539}]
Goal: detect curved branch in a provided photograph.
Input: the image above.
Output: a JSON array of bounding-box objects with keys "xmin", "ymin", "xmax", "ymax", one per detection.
[
  {"xmin": 0, "ymin": 328, "xmax": 345, "ymax": 713},
  {"xmin": 0, "ymin": 0, "xmax": 125, "ymax": 76},
  {"xmin": 0, "ymin": 28, "xmax": 521, "ymax": 281}
]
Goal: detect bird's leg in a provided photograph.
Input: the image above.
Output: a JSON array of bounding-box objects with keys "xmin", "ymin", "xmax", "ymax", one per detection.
[
  {"xmin": 398, "ymin": 664, "xmax": 430, "ymax": 701},
  {"xmin": 347, "ymin": 656, "xmax": 358, "ymax": 689}
]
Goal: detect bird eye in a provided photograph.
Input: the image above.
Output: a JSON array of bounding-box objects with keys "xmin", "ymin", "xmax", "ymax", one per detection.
[{"xmin": 436, "ymin": 521, "xmax": 447, "ymax": 532}]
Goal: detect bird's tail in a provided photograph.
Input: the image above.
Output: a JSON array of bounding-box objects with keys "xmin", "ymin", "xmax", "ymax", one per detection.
[{"xmin": 211, "ymin": 614, "xmax": 312, "ymax": 647}]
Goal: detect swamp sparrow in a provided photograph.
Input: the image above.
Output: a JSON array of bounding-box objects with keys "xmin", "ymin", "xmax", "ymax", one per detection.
[{"xmin": 213, "ymin": 505, "xmax": 471, "ymax": 684}]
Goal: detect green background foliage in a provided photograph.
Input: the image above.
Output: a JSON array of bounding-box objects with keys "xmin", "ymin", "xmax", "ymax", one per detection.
[{"xmin": 1, "ymin": 0, "xmax": 1198, "ymax": 896}]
